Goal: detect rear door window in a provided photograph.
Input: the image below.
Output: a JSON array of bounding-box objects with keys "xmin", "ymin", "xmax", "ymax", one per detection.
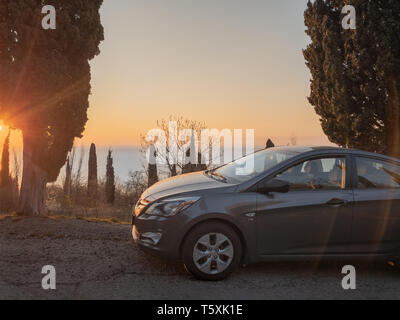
[{"xmin": 356, "ymin": 157, "xmax": 400, "ymax": 189}]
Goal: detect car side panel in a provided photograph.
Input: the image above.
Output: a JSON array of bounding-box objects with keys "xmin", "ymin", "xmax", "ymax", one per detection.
[
  {"xmin": 350, "ymin": 189, "xmax": 400, "ymax": 254},
  {"xmin": 256, "ymin": 190, "xmax": 354, "ymax": 255}
]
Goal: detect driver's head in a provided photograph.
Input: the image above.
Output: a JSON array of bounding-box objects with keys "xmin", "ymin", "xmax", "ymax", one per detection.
[{"xmin": 304, "ymin": 161, "xmax": 317, "ymax": 175}]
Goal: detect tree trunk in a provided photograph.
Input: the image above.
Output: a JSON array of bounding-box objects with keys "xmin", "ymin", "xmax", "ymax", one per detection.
[
  {"xmin": 18, "ymin": 135, "xmax": 48, "ymax": 216},
  {"xmin": 386, "ymin": 77, "xmax": 400, "ymax": 158}
]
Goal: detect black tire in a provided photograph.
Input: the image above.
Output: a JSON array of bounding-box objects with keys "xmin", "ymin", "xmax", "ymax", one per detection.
[{"xmin": 182, "ymin": 221, "xmax": 242, "ymax": 281}]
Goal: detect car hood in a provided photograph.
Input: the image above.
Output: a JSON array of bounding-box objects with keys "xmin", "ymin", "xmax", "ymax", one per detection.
[{"xmin": 142, "ymin": 171, "xmax": 235, "ymax": 201}]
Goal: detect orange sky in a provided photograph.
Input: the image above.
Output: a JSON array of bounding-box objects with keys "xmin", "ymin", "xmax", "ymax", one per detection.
[{"xmin": 0, "ymin": 0, "xmax": 332, "ymax": 150}]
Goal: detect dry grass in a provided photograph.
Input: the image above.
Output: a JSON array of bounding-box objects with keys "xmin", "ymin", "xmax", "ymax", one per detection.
[
  {"xmin": 0, "ymin": 208, "xmax": 132, "ymax": 225},
  {"xmin": 0, "ymin": 212, "xmax": 16, "ymax": 220},
  {"xmin": 47, "ymin": 204, "xmax": 133, "ymax": 224},
  {"xmin": 47, "ymin": 214, "xmax": 131, "ymax": 225}
]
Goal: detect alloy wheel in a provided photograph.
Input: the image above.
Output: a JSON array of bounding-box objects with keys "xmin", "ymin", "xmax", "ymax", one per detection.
[{"xmin": 192, "ymin": 233, "xmax": 234, "ymax": 275}]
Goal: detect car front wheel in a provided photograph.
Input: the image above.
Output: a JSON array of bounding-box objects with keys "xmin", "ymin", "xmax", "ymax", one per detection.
[{"xmin": 182, "ymin": 222, "xmax": 242, "ymax": 281}]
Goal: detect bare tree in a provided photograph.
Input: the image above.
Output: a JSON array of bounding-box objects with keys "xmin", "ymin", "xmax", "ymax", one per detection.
[
  {"xmin": 141, "ymin": 116, "xmax": 213, "ymax": 177},
  {"xmin": 125, "ymin": 171, "xmax": 148, "ymax": 205}
]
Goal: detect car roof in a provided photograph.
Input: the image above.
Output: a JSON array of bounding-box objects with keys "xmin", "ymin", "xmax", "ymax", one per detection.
[{"xmin": 269, "ymin": 146, "xmax": 400, "ymax": 163}]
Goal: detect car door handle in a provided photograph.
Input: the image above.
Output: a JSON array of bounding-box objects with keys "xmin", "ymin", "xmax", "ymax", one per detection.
[{"xmin": 326, "ymin": 198, "xmax": 348, "ymax": 206}]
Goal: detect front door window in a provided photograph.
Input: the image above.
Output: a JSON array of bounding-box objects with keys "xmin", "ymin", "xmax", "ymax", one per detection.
[{"xmin": 274, "ymin": 157, "xmax": 346, "ymax": 191}]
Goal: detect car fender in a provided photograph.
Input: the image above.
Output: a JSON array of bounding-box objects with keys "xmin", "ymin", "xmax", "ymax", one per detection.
[{"xmin": 178, "ymin": 212, "xmax": 257, "ymax": 263}]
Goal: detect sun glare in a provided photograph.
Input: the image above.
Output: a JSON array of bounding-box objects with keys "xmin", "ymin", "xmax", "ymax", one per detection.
[{"xmin": 0, "ymin": 125, "xmax": 3, "ymax": 131}]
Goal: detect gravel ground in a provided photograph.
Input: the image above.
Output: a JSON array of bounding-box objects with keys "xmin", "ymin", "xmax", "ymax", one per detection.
[{"xmin": 0, "ymin": 215, "xmax": 399, "ymax": 300}]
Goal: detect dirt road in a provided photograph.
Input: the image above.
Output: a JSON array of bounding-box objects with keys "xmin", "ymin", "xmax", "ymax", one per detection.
[{"xmin": 0, "ymin": 216, "xmax": 399, "ymax": 300}]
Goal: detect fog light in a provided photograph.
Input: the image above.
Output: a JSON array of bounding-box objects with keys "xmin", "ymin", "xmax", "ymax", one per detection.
[{"xmin": 141, "ymin": 232, "xmax": 162, "ymax": 245}]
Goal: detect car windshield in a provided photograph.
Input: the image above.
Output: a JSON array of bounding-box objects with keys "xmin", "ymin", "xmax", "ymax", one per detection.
[{"xmin": 209, "ymin": 148, "xmax": 299, "ymax": 184}]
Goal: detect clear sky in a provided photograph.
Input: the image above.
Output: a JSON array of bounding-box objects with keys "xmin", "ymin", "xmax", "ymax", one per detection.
[{"xmin": 1, "ymin": 0, "xmax": 332, "ymax": 148}]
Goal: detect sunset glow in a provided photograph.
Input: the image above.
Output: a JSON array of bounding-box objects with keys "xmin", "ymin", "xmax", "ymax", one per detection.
[
  {"xmin": 0, "ymin": 0, "xmax": 331, "ymax": 149},
  {"xmin": 0, "ymin": 0, "xmax": 335, "ymax": 184},
  {"xmin": 80, "ymin": 0, "xmax": 330, "ymax": 148}
]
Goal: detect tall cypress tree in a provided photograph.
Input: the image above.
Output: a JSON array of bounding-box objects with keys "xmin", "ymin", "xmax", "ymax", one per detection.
[
  {"xmin": 304, "ymin": 0, "xmax": 400, "ymax": 157},
  {"xmin": 266, "ymin": 139, "xmax": 275, "ymax": 149},
  {"xmin": 87, "ymin": 143, "xmax": 98, "ymax": 199},
  {"xmin": 105, "ymin": 149, "xmax": 115, "ymax": 205},
  {"xmin": 148, "ymin": 144, "xmax": 159, "ymax": 187},
  {"xmin": 0, "ymin": 1, "xmax": 104, "ymax": 215}
]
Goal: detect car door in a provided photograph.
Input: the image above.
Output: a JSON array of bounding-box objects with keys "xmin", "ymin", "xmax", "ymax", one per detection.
[
  {"xmin": 349, "ymin": 156, "xmax": 400, "ymax": 254},
  {"xmin": 255, "ymin": 155, "xmax": 354, "ymax": 255}
]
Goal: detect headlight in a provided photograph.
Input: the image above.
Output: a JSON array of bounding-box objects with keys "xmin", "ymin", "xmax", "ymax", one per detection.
[
  {"xmin": 143, "ymin": 196, "xmax": 200, "ymax": 217},
  {"xmin": 135, "ymin": 198, "xmax": 151, "ymax": 216}
]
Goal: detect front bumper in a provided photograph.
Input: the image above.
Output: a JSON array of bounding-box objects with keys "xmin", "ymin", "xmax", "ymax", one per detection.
[{"xmin": 131, "ymin": 216, "xmax": 183, "ymax": 261}]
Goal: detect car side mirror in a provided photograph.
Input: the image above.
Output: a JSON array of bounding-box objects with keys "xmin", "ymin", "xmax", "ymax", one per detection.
[{"xmin": 258, "ymin": 179, "xmax": 290, "ymax": 195}]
